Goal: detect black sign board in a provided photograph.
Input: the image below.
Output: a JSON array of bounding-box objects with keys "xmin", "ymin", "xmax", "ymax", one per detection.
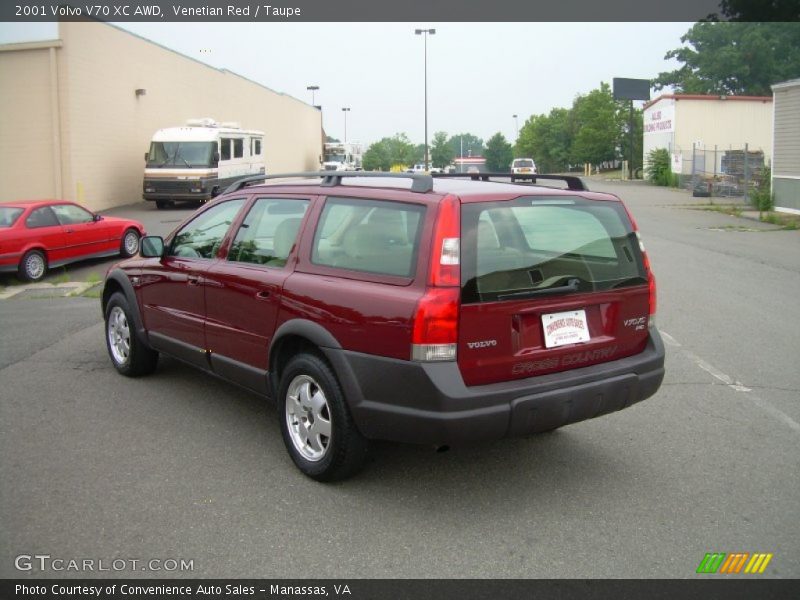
[{"xmin": 613, "ymin": 78, "xmax": 651, "ymax": 101}]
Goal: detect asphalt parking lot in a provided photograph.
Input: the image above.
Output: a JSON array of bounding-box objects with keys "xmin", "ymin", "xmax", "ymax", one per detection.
[{"xmin": 1, "ymin": 180, "xmax": 798, "ymax": 579}]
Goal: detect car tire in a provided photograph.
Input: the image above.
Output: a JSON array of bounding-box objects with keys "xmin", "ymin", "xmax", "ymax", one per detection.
[
  {"xmin": 104, "ymin": 292, "xmax": 159, "ymax": 377},
  {"xmin": 120, "ymin": 228, "xmax": 140, "ymax": 258},
  {"xmin": 155, "ymin": 200, "xmax": 173, "ymax": 210},
  {"xmin": 19, "ymin": 249, "xmax": 47, "ymax": 282},
  {"xmin": 278, "ymin": 353, "xmax": 369, "ymax": 481}
]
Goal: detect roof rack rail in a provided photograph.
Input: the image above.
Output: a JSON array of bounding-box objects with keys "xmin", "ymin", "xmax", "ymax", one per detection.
[
  {"xmin": 431, "ymin": 172, "xmax": 588, "ymax": 191},
  {"xmin": 223, "ymin": 171, "xmax": 434, "ymax": 195}
]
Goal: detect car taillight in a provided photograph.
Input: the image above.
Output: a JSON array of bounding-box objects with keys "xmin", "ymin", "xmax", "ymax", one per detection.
[
  {"xmin": 624, "ymin": 201, "xmax": 656, "ymax": 326},
  {"xmin": 411, "ymin": 288, "xmax": 459, "ymax": 361},
  {"xmin": 412, "ymin": 195, "xmax": 461, "ymax": 361},
  {"xmin": 635, "ymin": 229, "xmax": 657, "ymax": 327},
  {"xmin": 428, "ymin": 195, "xmax": 460, "ymax": 287}
]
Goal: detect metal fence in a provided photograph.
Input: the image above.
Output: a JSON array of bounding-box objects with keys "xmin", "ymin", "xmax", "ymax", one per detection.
[{"xmin": 673, "ymin": 144, "xmax": 768, "ymax": 201}]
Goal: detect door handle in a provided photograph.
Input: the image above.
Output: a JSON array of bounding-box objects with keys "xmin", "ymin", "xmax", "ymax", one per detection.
[
  {"xmin": 256, "ymin": 290, "xmax": 271, "ymax": 299},
  {"xmin": 188, "ymin": 278, "xmax": 200, "ymax": 286}
]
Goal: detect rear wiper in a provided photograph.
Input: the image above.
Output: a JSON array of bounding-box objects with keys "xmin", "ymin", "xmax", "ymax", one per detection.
[{"xmin": 497, "ymin": 278, "xmax": 581, "ymax": 301}]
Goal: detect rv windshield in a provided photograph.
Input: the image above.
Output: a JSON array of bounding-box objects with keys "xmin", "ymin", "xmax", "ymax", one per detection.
[
  {"xmin": 147, "ymin": 142, "xmax": 216, "ymax": 168},
  {"xmin": 325, "ymin": 153, "xmax": 346, "ymax": 163}
]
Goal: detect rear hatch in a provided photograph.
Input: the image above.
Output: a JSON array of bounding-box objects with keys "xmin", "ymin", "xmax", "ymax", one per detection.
[{"xmin": 458, "ymin": 194, "xmax": 651, "ymax": 386}]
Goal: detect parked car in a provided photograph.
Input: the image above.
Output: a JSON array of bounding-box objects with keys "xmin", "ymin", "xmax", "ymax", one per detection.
[
  {"xmin": 101, "ymin": 172, "xmax": 664, "ymax": 481},
  {"xmin": 511, "ymin": 158, "xmax": 537, "ymax": 181},
  {"xmin": 0, "ymin": 200, "xmax": 145, "ymax": 282}
]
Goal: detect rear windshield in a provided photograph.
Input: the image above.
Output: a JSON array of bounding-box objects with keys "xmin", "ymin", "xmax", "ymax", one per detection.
[
  {"xmin": 461, "ymin": 196, "xmax": 647, "ymax": 304},
  {"xmin": 0, "ymin": 207, "xmax": 24, "ymax": 228},
  {"xmin": 513, "ymin": 159, "xmax": 534, "ymax": 168}
]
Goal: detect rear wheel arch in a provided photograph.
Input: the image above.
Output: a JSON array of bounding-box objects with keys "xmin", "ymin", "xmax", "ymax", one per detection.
[{"xmin": 19, "ymin": 247, "xmax": 48, "ymax": 282}]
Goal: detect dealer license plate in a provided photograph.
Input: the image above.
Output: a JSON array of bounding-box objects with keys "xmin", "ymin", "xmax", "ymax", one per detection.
[{"xmin": 542, "ymin": 309, "xmax": 591, "ymax": 348}]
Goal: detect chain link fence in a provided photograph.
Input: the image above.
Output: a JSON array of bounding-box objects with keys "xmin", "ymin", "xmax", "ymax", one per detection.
[{"xmin": 672, "ymin": 144, "xmax": 768, "ymax": 202}]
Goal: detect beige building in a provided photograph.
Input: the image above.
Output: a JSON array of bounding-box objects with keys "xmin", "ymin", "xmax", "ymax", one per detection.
[
  {"xmin": 0, "ymin": 22, "xmax": 322, "ymax": 211},
  {"xmin": 771, "ymin": 79, "xmax": 800, "ymax": 214},
  {"xmin": 643, "ymin": 94, "xmax": 773, "ymax": 182}
]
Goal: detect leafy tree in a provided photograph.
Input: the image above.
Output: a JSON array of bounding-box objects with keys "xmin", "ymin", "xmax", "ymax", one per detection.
[
  {"xmin": 516, "ymin": 108, "xmax": 572, "ymax": 173},
  {"xmin": 716, "ymin": 0, "xmax": 799, "ymax": 21},
  {"xmin": 362, "ymin": 133, "xmax": 416, "ymax": 171},
  {"xmin": 569, "ymin": 83, "xmax": 620, "ymax": 166},
  {"xmin": 447, "ymin": 133, "xmax": 484, "ymax": 159},
  {"xmin": 653, "ymin": 22, "xmax": 800, "ymax": 96},
  {"xmin": 325, "ymin": 135, "xmax": 341, "ymax": 143},
  {"xmin": 430, "ymin": 131, "xmax": 454, "ymax": 168},
  {"xmin": 484, "ymin": 133, "xmax": 514, "ymax": 172}
]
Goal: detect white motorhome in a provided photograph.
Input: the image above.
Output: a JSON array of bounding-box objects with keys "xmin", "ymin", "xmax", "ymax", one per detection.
[
  {"xmin": 322, "ymin": 142, "xmax": 363, "ymax": 171},
  {"xmin": 143, "ymin": 118, "xmax": 265, "ymax": 209}
]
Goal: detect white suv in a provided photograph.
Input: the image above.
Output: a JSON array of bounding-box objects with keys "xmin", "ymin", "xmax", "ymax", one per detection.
[{"xmin": 511, "ymin": 158, "xmax": 537, "ymax": 180}]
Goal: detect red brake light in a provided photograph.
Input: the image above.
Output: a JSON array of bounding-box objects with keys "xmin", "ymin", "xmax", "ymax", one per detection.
[
  {"xmin": 412, "ymin": 195, "xmax": 461, "ymax": 361},
  {"xmin": 411, "ymin": 288, "xmax": 459, "ymax": 361},
  {"xmin": 429, "ymin": 194, "xmax": 460, "ymax": 287}
]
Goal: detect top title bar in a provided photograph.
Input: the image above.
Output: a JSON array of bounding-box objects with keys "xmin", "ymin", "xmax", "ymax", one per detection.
[{"xmin": 1, "ymin": 0, "xmax": 774, "ymax": 23}]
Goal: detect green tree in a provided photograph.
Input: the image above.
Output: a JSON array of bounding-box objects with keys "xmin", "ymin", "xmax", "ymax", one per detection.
[
  {"xmin": 430, "ymin": 131, "xmax": 454, "ymax": 168},
  {"xmin": 325, "ymin": 135, "xmax": 341, "ymax": 143},
  {"xmin": 516, "ymin": 108, "xmax": 572, "ymax": 173},
  {"xmin": 447, "ymin": 133, "xmax": 484, "ymax": 159},
  {"xmin": 653, "ymin": 22, "xmax": 800, "ymax": 96},
  {"xmin": 569, "ymin": 83, "xmax": 620, "ymax": 166},
  {"xmin": 483, "ymin": 133, "xmax": 514, "ymax": 172},
  {"xmin": 717, "ymin": 0, "xmax": 799, "ymax": 21},
  {"xmin": 362, "ymin": 133, "xmax": 416, "ymax": 171}
]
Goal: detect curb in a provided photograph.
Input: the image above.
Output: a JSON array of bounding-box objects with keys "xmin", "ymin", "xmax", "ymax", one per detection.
[{"xmin": 0, "ymin": 281, "xmax": 100, "ymax": 300}]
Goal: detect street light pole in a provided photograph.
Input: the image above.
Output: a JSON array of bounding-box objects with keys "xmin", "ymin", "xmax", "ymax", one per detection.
[
  {"xmin": 306, "ymin": 85, "xmax": 319, "ymax": 106},
  {"xmin": 513, "ymin": 114, "xmax": 519, "ymax": 140},
  {"xmin": 415, "ymin": 28, "xmax": 435, "ymax": 170},
  {"xmin": 341, "ymin": 107, "xmax": 350, "ymax": 143}
]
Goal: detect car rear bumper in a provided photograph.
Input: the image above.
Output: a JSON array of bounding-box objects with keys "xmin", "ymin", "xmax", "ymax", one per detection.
[{"xmin": 324, "ymin": 330, "xmax": 665, "ymax": 445}]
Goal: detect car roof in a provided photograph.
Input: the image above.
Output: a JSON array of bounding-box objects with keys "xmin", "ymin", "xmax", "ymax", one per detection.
[
  {"xmin": 0, "ymin": 199, "xmax": 73, "ymax": 209},
  {"xmin": 233, "ymin": 176, "xmax": 621, "ymax": 204}
]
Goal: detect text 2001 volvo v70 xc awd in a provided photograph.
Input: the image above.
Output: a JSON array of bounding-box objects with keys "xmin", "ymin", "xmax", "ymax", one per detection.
[{"xmin": 101, "ymin": 172, "xmax": 664, "ymax": 481}]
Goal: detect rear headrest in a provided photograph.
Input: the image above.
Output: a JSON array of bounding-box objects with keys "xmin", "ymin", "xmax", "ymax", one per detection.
[
  {"xmin": 478, "ymin": 220, "xmax": 499, "ymax": 249},
  {"xmin": 367, "ymin": 208, "xmax": 407, "ymax": 244}
]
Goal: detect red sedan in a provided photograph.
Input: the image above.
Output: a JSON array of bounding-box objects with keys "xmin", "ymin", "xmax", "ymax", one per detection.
[{"xmin": 0, "ymin": 200, "xmax": 146, "ymax": 282}]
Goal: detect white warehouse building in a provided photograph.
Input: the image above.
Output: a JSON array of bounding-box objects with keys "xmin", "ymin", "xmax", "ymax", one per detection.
[{"xmin": 642, "ymin": 94, "xmax": 773, "ymax": 184}]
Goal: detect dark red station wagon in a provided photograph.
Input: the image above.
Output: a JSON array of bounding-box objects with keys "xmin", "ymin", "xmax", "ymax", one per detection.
[{"xmin": 101, "ymin": 172, "xmax": 665, "ymax": 481}]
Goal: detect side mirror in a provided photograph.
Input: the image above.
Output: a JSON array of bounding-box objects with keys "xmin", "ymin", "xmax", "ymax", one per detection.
[
  {"xmin": 140, "ymin": 236, "xmax": 165, "ymax": 258},
  {"xmin": 212, "ymin": 151, "xmax": 220, "ymax": 164},
  {"xmin": 93, "ymin": 214, "xmax": 103, "ymax": 222},
  {"xmin": 144, "ymin": 152, "xmax": 149, "ymax": 162}
]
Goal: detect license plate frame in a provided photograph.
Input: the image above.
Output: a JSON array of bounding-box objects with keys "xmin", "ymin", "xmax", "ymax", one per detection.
[{"xmin": 542, "ymin": 309, "xmax": 591, "ymax": 348}]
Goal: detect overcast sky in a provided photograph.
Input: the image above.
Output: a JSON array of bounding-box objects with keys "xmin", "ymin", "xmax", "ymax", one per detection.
[{"xmin": 1, "ymin": 22, "xmax": 691, "ymax": 146}]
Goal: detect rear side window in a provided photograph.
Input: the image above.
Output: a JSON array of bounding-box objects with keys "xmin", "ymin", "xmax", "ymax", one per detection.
[
  {"xmin": 461, "ymin": 197, "xmax": 646, "ymax": 303},
  {"xmin": 0, "ymin": 207, "xmax": 23, "ymax": 228},
  {"xmin": 312, "ymin": 197, "xmax": 424, "ymax": 278},
  {"xmin": 26, "ymin": 207, "xmax": 60, "ymax": 229}
]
